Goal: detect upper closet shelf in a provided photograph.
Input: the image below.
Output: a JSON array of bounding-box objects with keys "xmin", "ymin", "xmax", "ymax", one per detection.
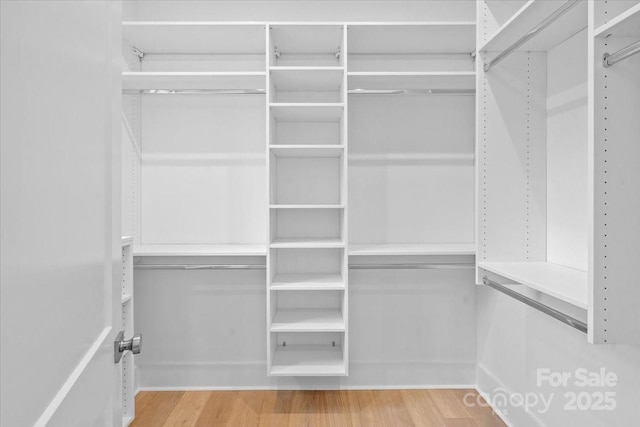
[
  {"xmin": 133, "ymin": 244, "xmax": 267, "ymax": 257},
  {"xmin": 594, "ymin": 3, "xmax": 640, "ymax": 38},
  {"xmin": 122, "ymin": 22, "xmax": 266, "ymax": 54},
  {"xmin": 478, "ymin": 261, "xmax": 588, "ymax": 309},
  {"xmin": 479, "ymin": 0, "xmax": 587, "ymax": 53},
  {"xmin": 270, "ymin": 104, "xmax": 344, "ymax": 121},
  {"xmin": 122, "ymin": 72, "xmax": 266, "ymax": 92},
  {"xmin": 348, "ymin": 72, "xmax": 475, "ymax": 91},
  {"xmin": 349, "ymin": 243, "xmax": 475, "ymax": 257},
  {"xmin": 348, "ymin": 22, "xmax": 475, "ymax": 54}
]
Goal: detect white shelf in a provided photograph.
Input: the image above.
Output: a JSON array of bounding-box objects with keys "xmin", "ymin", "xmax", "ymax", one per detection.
[
  {"xmin": 595, "ymin": 3, "xmax": 640, "ymax": 38},
  {"xmin": 349, "ymin": 243, "xmax": 475, "ymax": 256},
  {"xmin": 122, "ymin": 22, "xmax": 266, "ymax": 54},
  {"xmin": 348, "ymin": 22, "xmax": 476, "ymax": 54},
  {"xmin": 122, "ymin": 72, "xmax": 266, "ymax": 91},
  {"xmin": 121, "ymin": 236, "xmax": 133, "ymax": 247},
  {"xmin": 478, "ymin": 261, "xmax": 588, "ymax": 309},
  {"xmin": 270, "ymin": 238, "xmax": 344, "ymax": 249},
  {"xmin": 121, "ymin": 293, "xmax": 132, "ymax": 304},
  {"xmin": 271, "ymin": 345, "xmax": 346, "ymax": 376},
  {"xmin": 271, "ymin": 68, "xmax": 344, "ymax": 91},
  {"xmin": 270, "ymin": 309, "xmax": 345, "ymax": 332},
  {"xmin": 348, "ymin": 71, "xmax": 475, "ymax": 91},
  {"xmin": 270, "ymin": 145, "xmax": 344, "ymax": 157},
  {"xmin": 133, "ymin": 244, "xmax": 266, "ymax": 257},
  {"xmin": 271, "ymin": 273, "xmax": 345, "ymax": 291},
  {"xmin": 123, "ymin": 416, "xmax": 134, "ymax": 427},
  {"xmin": 270, "ymin": 24, "xmax": 344, "ymax": 54},
  {"xmin": 269, "ymin": 204, "xmax": 345, "ymax": 209},
  {"xmin": 270, "ymin": 103, "xmax": 344, "ymax": 121},
  {"xmin": 479, "ymin": 0, "xmax": 587, "ymax": 53}
]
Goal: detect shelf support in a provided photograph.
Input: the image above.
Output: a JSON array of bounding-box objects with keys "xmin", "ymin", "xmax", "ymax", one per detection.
[
  {"xmin": 482, "ymin": 276, "xmax": 587, "ymax": 334},
  {"xmin": 482, "ymin": 0, "xmax": 581, "ymax": 72},
  {"xmin": 603, "ymin": 40, "xmax": 640, "ymax": 68}
]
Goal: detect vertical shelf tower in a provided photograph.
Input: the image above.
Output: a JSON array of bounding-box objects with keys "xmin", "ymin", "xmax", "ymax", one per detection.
[{"xmin": 267, "ymin": 24, "xmax": 349, "ymax": 376}]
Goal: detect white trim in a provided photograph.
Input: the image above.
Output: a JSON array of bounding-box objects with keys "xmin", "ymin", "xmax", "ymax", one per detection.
[
  {"xmin": 33, "ymin": 327, "xmax": 112, "ymax": 427},
  {"xmin": 137, "ymin": 384, "xmax": 477, "ymax": 392}
]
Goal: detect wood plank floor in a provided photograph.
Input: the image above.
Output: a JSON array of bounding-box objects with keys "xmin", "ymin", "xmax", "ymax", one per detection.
[{"xmin": 130, "ymin": 389, "xmax": 506, "ymax": 427}]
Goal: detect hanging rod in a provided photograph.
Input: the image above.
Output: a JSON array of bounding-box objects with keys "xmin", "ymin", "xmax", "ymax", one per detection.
[
  {"xmin": 134, "ymin": 263, "xmax": 474, "ymax": 270},
  {"xmin": 483, "ymin": 0, "xmax": 582, "ymax": 72},
  {"xmin": 349, "ymin": 263, "xmax": 475, "ymax": 270},
  {"xmin": 482, "ymin": 276, "xmax": 587, "ymax": 334},
  {"xmin": 134, "ymin": 264, "xmax": 266, "ymax": 270},
  {"xmin": 603, "ymin": 40, "xmax": 640, "ymax": 68},
  {"xmin": 123, "ymin": 89, "xmax": 266, "ymax": 95},
  {"xmin": 348, "ymin": 89, "xmax": 475, "ymax": 96}
]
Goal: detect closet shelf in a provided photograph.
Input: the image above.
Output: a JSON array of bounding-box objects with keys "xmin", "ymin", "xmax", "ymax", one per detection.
[
  {"xmin": 270, "ymin": 104, "xmax": 344, "ymax": 121},
  {"xmin": 121, "ymin": 293, "xmax": 132, "ymax": 304},
  {"xmin": 269, "ymin": 204, "xmax": 345, "ymax": 209},
  {"xmin": 271, "ymin": 69, "xmax": 344, "ymax": 91},
  {"xmin": 270, "ymin": 273, "xmax": 345, "ymax": 291},
  {"xmin": 270, "ymin": 24, "xmax": 344, "ymax": 55},
  {"xmin": 270, "ymin": 238, "xmax": 344, "ymax": 249},
  {"xmin": 270, "ymin": 309, "xmax": 345, "ymax": 332},
  {"xmin": 133, "ymin": 244, "xmax": 266, "ymax": 257},
  {"xmin": 478, "ymin": 261, "xmax": 588, "ymax": 310},
  {"xmin": 479, "ymin": 0, "xmax": 587, "ymax": 53},
  {"xmin": 348, "ymin": 71, "xmax": 475, "ymax": 91},
  {"xmin": 349, "ymin": 243, "xmax": 475, "ymax": 256},
  {"xmin": 122, "ymin": 22, "xmax": 266, "ymax": 55},
  {"xmin": 270, "ymin": 145, "xmax": 344, "ymax": 157},
  {"xmin": 121, "ymin": 236, "xmax": 133, "ymax": 247},
  {"xmin": 270, "ymin": 345, "xmax": 346, "ymax": 376},
  {"xmin": 122, "ymin": 72, "xmax": 266, "ymax": 92},
  {"xmin": 594, "ymin": 3, "xmax": 640, "ymax": 38},
  {"xmin": 348, "ymin": 22, "xmax": 476, "ymax": 54}
]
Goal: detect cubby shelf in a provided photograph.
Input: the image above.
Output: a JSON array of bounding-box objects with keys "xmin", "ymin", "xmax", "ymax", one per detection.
[
  {"xmin": 479, "ymin": 0, "xmax": 587, "ymax": 53},
  {"xmin": 122, "ymin": 21, "xmax": 266, "ymax": 54},
  {"xmin": 348, "ymin": 71, "xmax": 475, "ymax": 90},
  {"xmin": 348, "ymin": 22, "xmax": 476, "ymax": 54},
  {"xmin": 349, "ymin": 243, "xmax": 475, "ymax": 257},
  {"xmin": 270, "ymin": 309, "xmax": 345, "ymax": 332},
  {"xmin": 122, "ymin": 72, "xmax": 266, "ymax": 91},
  {"xmin": 270, "ymin": 145, "xmax": 344, "ymax": 157},
  {"xmin": 270, "ymin": 238, "xmax": 345, "ymax": 249},
  {"xmin": 133, "ymin": 244, "xmax": 267, "ymax": 257},
  {"xmin": 270, "ymin": 346, "xmax": 346, "ymax": 376},
  {"xmin": 478, "ymin": 261, "xmax": 588, "ymax": 310},
  {"xmin": 270, "ymin": 273, "xmax": 345, "ymax": 291},
  {"xmin": 270, "ymin": 103, "xmax": 344, "ymax": 121},
  {"xmin": 271, "ymin": 68, "xmax": 344, "ymax": 91},
  {"xmin": 594, "ymin": 3, "xmax": 640, "ymax": 38}
]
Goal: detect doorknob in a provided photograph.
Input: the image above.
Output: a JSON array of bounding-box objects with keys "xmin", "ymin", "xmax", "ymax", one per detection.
[{"xmin": 114, "ymin": 330, "xmax": 142, "ymax": 363}]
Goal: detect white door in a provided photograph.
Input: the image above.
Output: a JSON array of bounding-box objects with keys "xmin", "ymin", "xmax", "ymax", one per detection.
[{"xmin": 1, "ymin": 1, "xmax": 123, "ymax": 426}]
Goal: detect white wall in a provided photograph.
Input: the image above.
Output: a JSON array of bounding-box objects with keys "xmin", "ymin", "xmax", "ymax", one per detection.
[
  {"xmin": 477, "ymin": 287, "xmax": 640, "ymax": 427},
  {"xmin": 134, "ymin": 265, "xmax": 477, "ymax": 388}
]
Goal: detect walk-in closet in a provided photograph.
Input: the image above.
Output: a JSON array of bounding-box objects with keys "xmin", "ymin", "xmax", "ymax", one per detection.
[{"xmin": 2, "ymin": 1, "xmax": 640, "ymax": 426}]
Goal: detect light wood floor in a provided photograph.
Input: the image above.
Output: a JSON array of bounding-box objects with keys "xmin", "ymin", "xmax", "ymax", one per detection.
[{"xmin": 130, "ymin": 389, "xmax": 506, "ymax": 427}]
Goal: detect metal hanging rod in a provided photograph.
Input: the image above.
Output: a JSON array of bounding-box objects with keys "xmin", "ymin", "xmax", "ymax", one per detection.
[
  {"xmin": 123, "ymin": 89, "xmax": 266, "ymax": 95},
  {"xmin": 348, "ymin": 89, "xmax": 475, "ymax": 96},
  {"xmin": 350, "ymin": 263, "xmax": 475, "ymax": 270},
  {"xmin": 483, "ymin": 0, "xmax": 582, "ymax": 72},
  {"xmin": 482, "ymin": 276, "xmax": 587, "ymax": 334},
  {"xmin": 134, "ymin": 263, "xmax": 474, "ymax": 270},
  {"xmin": 603, "ymin": 40, "xmax": 640, "ymax": 68},
  {"xmin": 134, "ymin": 264, "xmax": 266, "ymax": 270}
]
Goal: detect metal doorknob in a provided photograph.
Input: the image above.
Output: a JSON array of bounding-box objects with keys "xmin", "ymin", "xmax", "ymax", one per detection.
[{"xmin": 114, "ymin": 330, "xmax": 142, "ymax": 363}]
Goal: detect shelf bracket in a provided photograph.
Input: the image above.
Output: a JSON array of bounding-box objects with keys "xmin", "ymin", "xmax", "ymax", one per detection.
[
  {"xmin": 335, "ymin": 47, "xmax": 341, "ymax": 60},
  {"xmin": 132, "ymin": 47, "xmax": 145, "ymax": 61},
  {"xmin": 274, "ymin": 46, "xmax": 281, "ymax": 59}
]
